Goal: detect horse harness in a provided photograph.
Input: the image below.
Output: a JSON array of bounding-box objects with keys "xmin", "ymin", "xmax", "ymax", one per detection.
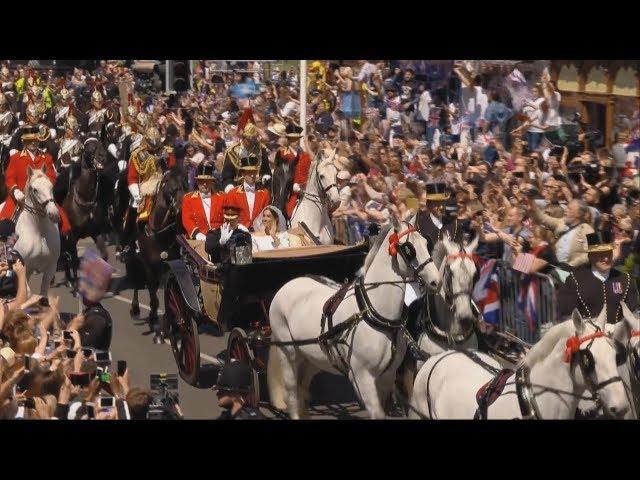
[{"xmin": 291, "ymin": 151, "xmax": 339, "ymax": 220}]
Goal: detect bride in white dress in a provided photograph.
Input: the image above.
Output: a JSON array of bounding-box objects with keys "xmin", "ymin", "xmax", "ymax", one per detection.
[{"xmin": 251, "ymin": 206, "xmax": 290, "ymax": 252}]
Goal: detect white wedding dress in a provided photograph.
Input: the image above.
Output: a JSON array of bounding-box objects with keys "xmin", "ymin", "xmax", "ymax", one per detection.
[{"xmin": 252, "ymin": 232, "xmax": 290, "ymax": 252}]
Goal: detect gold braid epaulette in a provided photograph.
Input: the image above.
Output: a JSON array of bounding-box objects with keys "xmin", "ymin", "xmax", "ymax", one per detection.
[{"xmin": 131, "ymin": 147, "xmax": 157, "ymax": 178}]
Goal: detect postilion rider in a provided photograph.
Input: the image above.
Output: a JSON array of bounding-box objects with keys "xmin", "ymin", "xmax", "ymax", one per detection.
[
  {"xmin": 415, "ymin": 182, "xmax": 463, "ymax": 253},
  {"xmin": 0, "ymin": 125, "xmax": 71, "ymax": 235},
  {"xmin": 214, "ymin": 360, "xmax": 266, "ymax": 420},
  {"xmin": 181, "ymin": 162, "xmax": 224, "ymax": 242},
  {"xmin": 558, "ymin": 231, "xmax": 640, "ymax": 324}
]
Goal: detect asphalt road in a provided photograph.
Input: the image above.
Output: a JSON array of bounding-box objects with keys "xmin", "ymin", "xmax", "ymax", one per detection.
[{"xmin": 31, "ymin": 238, "xmax": 366, "ymax": 419}]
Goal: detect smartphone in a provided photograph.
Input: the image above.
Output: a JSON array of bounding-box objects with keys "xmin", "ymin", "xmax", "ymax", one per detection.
[
  {"xmin": 65, "ymin": 349, "xmax": 77, "ymax": 359},
  {"xmin": 63, "ymin": 331, "xmax": 73, "ymax": 341},
  {"xmin": 94, "ymin": 351, "xmax": 112, "ymax": 364},
  {"xmin": 86, "ymin": 404, "xmax": 95, "ymax": 419},
  {"xmin": 99, "ymin": 396, "xmax": 115, "ymax": 409},
  {"xmin": 24, "ymin": 355, "xmax": 31, "ymax": 371},
  {"xmin": 117, "ymin": 360, "xmax": 127, "ymax": 377},
  {"xmin": 116, "ymin": 399, "xmax": 131, "ymax": 420},
  {"xmin": 69, "ymin": 372, "xmax": 90, "ymax": 387}
]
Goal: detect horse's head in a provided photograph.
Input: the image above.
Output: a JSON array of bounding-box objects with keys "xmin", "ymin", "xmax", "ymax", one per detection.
[
  {"xmin": 26, "ymin": 166, "xmax": 58, "ymax": 223},
  {"xmin": 438, "ymin": 234, "xmax": 480, "ymax": 336},
  {"xmin": 315, "ymin": 156, "xmax": 340, "ymax": 210},
  {"xmin": 618, "ymin": 302, "xmax": 640, "ymax": 384},
  {"xmin": 565, "ymin": 307, "xmax": 629, "ymax": 419},
  {"xmin": 387, "ymin": 214, "xmax": 441, "ymax": 293},
  {"xmin": 82, "ymin": 137, "xmax": 108, "ymax": 172},
  {"xmin": 151, "ymin": 167, "xmax": 188, "ymax": 232}
]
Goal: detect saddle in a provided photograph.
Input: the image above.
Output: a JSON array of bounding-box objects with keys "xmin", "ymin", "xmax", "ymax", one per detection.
[{"xmin": 474, "ymin": 369, "xmax": 515, "ymax": 420}]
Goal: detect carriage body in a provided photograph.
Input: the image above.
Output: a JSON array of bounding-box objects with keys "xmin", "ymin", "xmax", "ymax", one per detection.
[{"xmin": 162, "ymin": 233, "xmax": 369, "ymax": 389}]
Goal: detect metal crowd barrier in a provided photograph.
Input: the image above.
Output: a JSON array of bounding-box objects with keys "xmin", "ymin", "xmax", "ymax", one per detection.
[
  {"xmin": 480, "ymin": 259, "xmax": 559, "ymax": 345},
  {"xmin": 332, "ymin": 217, "xmax": 366, "ymax": 246}
]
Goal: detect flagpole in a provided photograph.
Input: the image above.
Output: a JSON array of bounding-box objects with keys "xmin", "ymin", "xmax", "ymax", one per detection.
[{"xmin": 300, "ymin": 59, "xmax": 307, "ymax": 138}]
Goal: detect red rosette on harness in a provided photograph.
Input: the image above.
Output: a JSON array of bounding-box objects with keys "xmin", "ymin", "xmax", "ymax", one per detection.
[
  {"xmin": 564, "ymin": 331, "xmax": 607, "ymax": 363},
  {"xmin": 388, "ymin": 226, "xmax": 416, "ymax": 257}
]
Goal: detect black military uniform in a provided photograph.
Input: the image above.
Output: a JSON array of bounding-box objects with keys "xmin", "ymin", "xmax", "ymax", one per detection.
[
  {"xmin": 214, "ymin": 360, "xmax": 266, "ymax": 420},
  {"xmin": 558, "ymin": 231, "xmax": 640, "ymax": 324},
  {"xmin": 416, "ymin": 183, "xmax": 464, "ymax": 253}
]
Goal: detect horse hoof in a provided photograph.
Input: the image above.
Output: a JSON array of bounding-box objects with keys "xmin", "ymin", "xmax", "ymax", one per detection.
[{"xmin": 130, "ymin": 306, "xmax": 140, "ymax": 317}]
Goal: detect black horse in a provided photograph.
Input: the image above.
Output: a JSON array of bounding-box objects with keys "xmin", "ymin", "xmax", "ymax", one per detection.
[
  {"xmin": 121, "ymin": 166, "xmax": 187, "ymax": 333},
  {"xmin": 61, "ymin": 138, "xmax": 116, "ymax": 290}
]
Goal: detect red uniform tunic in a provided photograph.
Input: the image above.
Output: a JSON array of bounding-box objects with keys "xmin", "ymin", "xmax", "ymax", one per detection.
[
  {"xmin": 0, "ymin": 150, "xmax": 71, "ymax": 234},
  {"xmin": 286, "ymin": 150, "xmax": 312, "ymax": 218},
  {"xmin": 227, "ymin": 185, "xmax": 270, "ymax": 229},
  {"xmin": 127, "ymin": 150, "xmax": 177, "ymax": 186},
  {"xmin": 181, "ymin": 191, "xmax": 225, "ymax": 238}
]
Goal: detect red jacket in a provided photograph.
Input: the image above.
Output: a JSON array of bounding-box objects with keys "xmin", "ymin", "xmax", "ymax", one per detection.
[
  {"xmin": 127, "ymin": 149, "xmax": 177, "ymax": 186},
  {"xmin": 181, "ymin": 191, "xmax": 225, "ymax": 238},
  {"xmin": 227, "ymin": 184, "xmax": 270, "ymax": 228},
  {"xmin": 286, "ymin": 150, "xmax": 312, "ymax": 217}
]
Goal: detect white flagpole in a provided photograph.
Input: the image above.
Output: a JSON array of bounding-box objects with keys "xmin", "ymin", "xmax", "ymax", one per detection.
[{"xmin": 300, "ymin": 60, "xmax": 307, "ymax": 137}]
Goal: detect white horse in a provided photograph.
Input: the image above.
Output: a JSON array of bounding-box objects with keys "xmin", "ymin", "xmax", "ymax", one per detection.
[
  {"xmin": 268, "ymin": 216, "xmax": 442, "ymax": 419},
  {"xmin": 409, "ymin": 305, "xmax": 632, "ymax": 419},
  {"xmin": 14, "ymin": 166, "xmax": 61, "ymax": 297},
  {"xmin": 415, "ymin": 236, "xmax": 480, "ymax": 359},
  {"xmin": 289, "ymin": 150, "xmax": 340, "ymax": 245}
]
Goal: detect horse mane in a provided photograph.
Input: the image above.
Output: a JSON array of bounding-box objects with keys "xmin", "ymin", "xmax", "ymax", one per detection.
[
  {"xmin": 358, "ymin": 223, "xmax": 392, "ymax": 276},
  {"xmin": 523, "ymin": 319, "xmax": 575, "ymax": 368}
]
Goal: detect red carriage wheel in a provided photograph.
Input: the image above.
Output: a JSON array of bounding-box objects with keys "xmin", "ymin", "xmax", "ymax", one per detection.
[
  {"xmin": 164, "ymin": 276, "xmax": 201, "ymax": 386},
  {"xmin": 226, "ymin": 328, "xmax": 260, "ymax": 407}
]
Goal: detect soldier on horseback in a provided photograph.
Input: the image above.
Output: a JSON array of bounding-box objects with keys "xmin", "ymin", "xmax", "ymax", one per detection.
[
  {"xmin": 86, "ymin": 89, "xmax": 112, "ymax": 142},
  {"xmin": 0, "ymin": 93, "xmax": 16, "ymax": 170},
  {"xmin": 221, "ymin": 123, "xmax": 271, "ymax": 193}
]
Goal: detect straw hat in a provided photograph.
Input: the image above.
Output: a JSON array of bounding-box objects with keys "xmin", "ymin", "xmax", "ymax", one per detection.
[
  {"xmin": 586, "ymin": 231, "xmax": 614, "ymax": 253},
  {"xmin": 424, "ymin": 183, "xmax": 450, "ymax": 201}
]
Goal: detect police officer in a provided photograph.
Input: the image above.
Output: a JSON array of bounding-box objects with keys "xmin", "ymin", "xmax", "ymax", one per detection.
[
  {"xmin": 214, "ymin": 361, "xmax": 266, "ymax": 420},
  {"xmin": 558, "ymin": 230, "xmax": 640, "ymax": 324}
]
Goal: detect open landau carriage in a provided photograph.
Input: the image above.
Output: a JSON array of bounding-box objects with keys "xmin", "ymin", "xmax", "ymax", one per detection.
[{"xmin": 161, "ymin": 225, "xmax": 369, "ymax": 405}]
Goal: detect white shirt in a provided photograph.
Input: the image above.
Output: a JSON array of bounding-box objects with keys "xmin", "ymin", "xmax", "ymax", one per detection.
[
  {"xmin": 526, "ymin": 98, "xmax": 547, "ymax": 133},
  {"xmin": 200, "ymin": 193, "xmax": 212, "ymax": 229},
  {"xmin": 243, "ymin": 182, "xmax": 255, "ymax": 218},
  {"xmin": 430, "ymin": 213, "xmax": 443, "ymax": 230},
  {"xmin": 545, "ymin": 90, "xmax": 562, "ymax": 127},
  {"xmin": 339, "ymin": 185, "xmax": 352, "ymax": 209},
  {"xmin": 281, "ymin": 100, "xmax": 298, "ymax": 118},
  {"xmin": 555, "ymin": 225, "xmax": 578, "ymax": 263},
  {"xmin": 592, "ymin": 267, "xmax": 610, "ymax": 283},
  {"xmin": 418, "ymin": 90, "xmax": 432, "ymax": 122}
]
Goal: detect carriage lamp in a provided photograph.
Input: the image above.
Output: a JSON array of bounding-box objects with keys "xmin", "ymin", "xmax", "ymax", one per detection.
[{"xmin": 230, "ymin": 244, "xmax": 252, "ymax": 265}]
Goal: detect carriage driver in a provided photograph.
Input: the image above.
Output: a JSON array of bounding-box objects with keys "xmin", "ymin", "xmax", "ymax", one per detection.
[
  {"xmin": 558, "ymin": 230, "xmax": 639, "ymax": 324},
  {"xmin": 214, "ymin": 360, "xmax": 266, "ymax": 420},
  {"xmin": 415, "ymin": 183, "xmax": 463, "ymax": 253},
  {"xmin": 181, "ymin": 162, "xmax": 225, "ymax": 241},
  {"xmin": 0, "ymin": 125, "xmax": 71, "ymax": 235}
]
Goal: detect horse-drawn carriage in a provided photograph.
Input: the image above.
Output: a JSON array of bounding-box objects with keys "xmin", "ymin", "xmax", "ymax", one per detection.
[{"xmin": 161, "ymin": 229, "xmax": 369, "ymax": 406}]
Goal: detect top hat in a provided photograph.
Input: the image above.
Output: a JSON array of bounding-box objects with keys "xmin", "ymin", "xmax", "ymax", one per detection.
[
  {"xmin": 238, "ymin": 155, "xmax": 260, "ymax": 172},
  {"xmin": 21, "ymin": 125, "xmax": 41, "ymax": 141},
  {"xmin": 286, "ymin": 124, "xmax": 303, "ymax": 139},
  {"xmin": 586, "ymin": 231, "xmax": 614, "ymax": 253},
  {"xmin": 425, "ymin": 183, "xmax": 450, "ymax": 201},
  {"xmin": 196, "ymin": 162, "xmax": 216, "ymax": 181}
]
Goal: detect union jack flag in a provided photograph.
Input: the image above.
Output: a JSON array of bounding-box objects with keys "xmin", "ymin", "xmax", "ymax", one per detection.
[{"xmin": 78, "ymin": 250, "xmax": 115, "ymax": 303}]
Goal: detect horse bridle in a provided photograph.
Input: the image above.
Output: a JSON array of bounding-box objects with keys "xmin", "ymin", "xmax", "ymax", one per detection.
[
  {"xmin": 298, "ymin": 154, "xmax": 339, "ymax": 208},
  {"xmin": 441, "ymin": 250, "xmax": 477, "ymax": 313},
  {"xmin": 388, "ymin": 223, "xmax": 434, "ymax": 289},
  {"xmin": 23, "ymin": 179, "xmax": 56, "ymax": 218},
  {"xmin": 148, "ymin": 172, "xmax": 180, "ymax": 234}
]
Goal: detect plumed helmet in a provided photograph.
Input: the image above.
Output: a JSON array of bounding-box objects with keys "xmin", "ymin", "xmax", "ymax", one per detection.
[
  {"xmin": 91, "ymin": 90, "xmax": 103, "ymax": 106},
  {"xmin": 65, "ymin": 115, "xmax": 79, "ymax": 133},
  {"xmin": 0, "ymin": 92, "xmax": 7, "ymax": 107},
  {"xmin": 59, "ymin": 88, "xmax": 70, "ymax": 102},
  {"xmin": 144, "ymin": 126, "xmax": 162, "ymax": 152},
  {"xmin": 127, "ymin": 105, "xmax": 137, "ymax": 118},
  {"xmin": 30, "ymin": 84, "xmax": 42, "ymax": 98},
  {"xmin": 242, "ymin": 122, "xmax": 258, "ymax": 139},
  {"xmin": 136, "ymin": 112, "xmax": 149, "ymax": 129},
  {"xmin": 26, "ymin": 102, "xmax": 41, "ymax": 121}
]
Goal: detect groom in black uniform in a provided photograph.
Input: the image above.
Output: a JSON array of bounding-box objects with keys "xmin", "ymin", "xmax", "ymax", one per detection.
[
  {"xmin": 415, "ymin": 183, "xmax": 464, "ymax": 253},
  {"xmin": 558, "ymin": 231, "xmax": 639, "ymax": 323}
]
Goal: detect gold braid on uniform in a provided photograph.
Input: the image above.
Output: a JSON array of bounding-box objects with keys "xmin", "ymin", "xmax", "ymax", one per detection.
[
  {"xmin": 131, "ymin": 148, "xmax": 157, "ymax": 178},
  {"xmin": 570, "ymin": 272, "xmax": 607, "ymax": 319}
]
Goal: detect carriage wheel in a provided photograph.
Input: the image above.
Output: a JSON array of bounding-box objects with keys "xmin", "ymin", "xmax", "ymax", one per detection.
[
  {"xmin": 227, "ymin": 328, "xmax": 261, "ymax": 407},
  {"xmin": 164, "ymin": 276, "xmax": 201, "ymax": 386}
]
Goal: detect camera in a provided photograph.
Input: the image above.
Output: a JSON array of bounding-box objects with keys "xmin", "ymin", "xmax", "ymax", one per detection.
[{"xmin": 147, "ymin": 373, "xmax": 181, "ymax": 420}]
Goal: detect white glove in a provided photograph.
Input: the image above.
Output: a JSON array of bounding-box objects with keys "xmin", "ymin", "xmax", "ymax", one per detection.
[
  {"xmin": 195, "ymin": 233, "xmax": 207, "ymax": 242},
  {"xmin": 262, "ymin": 174, "xmax": 271, "ymax": 184},
  {"xmin": 293, "ymin": 183, "xmax": 301, "ymax": 193},
  {"xmin": 13, "ymin": 189, "xmax": 24, "ymax": 203},
  {"xmin": 117, "ymin": 160, "xmax": 127, "ymax": 172},
  {"xmin": 49, "ymin": 128, "xmax": 57, "ymax": 139},
  {"xmin": 107, "ymin": 143, "xmax": 119, "ymax": 159},
  {"xmin": 224, "ymin": 184, "xmax": 235, "ymax": 194},
  {"xmin": 219, "ymin": 224, "xmax": 233, "ymax": 245},
  {"xmin": 128, "ymin": 183, "xmax": 142, "ymax": 208}
]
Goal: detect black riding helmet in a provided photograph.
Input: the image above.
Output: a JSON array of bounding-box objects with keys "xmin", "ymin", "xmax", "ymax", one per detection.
[{"xmin": 214, "ymin": 360, "xmax": 253, "ymax": 395}]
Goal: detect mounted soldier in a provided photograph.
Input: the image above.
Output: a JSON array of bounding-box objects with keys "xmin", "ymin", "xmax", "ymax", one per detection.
[
  {"xmin": 85, "ymin": 89, "xmax": 112, "ymax": 142},
  {"xmin": 221, "ymin": 123, "xmax": 271, "ymax": 193},
  {"xmin": 415, "ymin": 183, "xmax": 464, "ymax": 253},
  {"xmin": 53, "ymin": 115, "xmax": 84, "ymax": 205},
  {"xmin": 0, "ymin": 92, "xmax": 16, "ymax": 170},
  {"xmin": 9, "ymin": 102, "xmax": 58, "ymax": 160}
]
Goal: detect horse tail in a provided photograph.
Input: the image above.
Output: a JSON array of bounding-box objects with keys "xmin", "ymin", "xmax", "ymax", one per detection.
[{"xmin": 267, "ymin": 345, "xmax": 287, "ymax": 411}]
